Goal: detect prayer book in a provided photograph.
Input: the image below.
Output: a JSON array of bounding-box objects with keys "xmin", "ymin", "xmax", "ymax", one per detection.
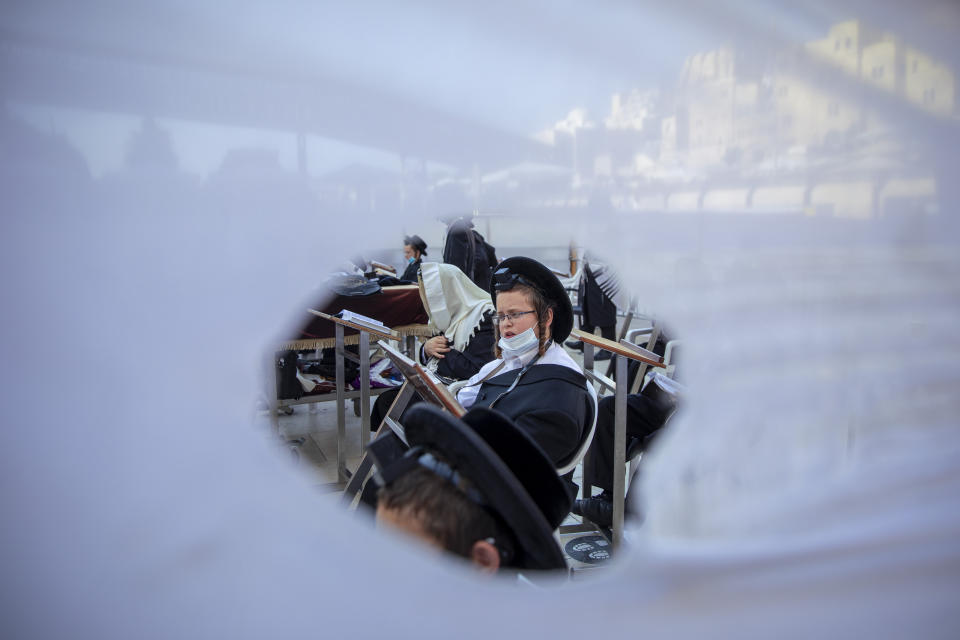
[
  {"xmin": 369, "ymin": 260, "xmax": 396, "ymax": 274},
  {"xmin": 336, "ymin": 309, "xmax": 386, "ymax": 332},
  {"xmin": 377, "ymin": 340, "xmax": 466, "ymax": 417}
]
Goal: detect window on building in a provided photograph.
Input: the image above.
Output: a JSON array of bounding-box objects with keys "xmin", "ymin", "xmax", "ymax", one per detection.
[
  {"xmin": 778, "ymin": 85, "xmax": 788, "ymax": 98},
  {"xmin": 871, "ymin": 66, "xmax": 884, "ymax": 79},
  {"xmin": 834, "ymin": 39, "xmax": 841, "ymax": 51},
  {"xmin": 845, "ymin": 37, "xmax": 852, "ymax": 49},
  {"xmin": 828, "ymin": 101, "xmax": 839, "ymax": 116},
  {"xmin": 912, "ymin": 59, "xmax": 919, "ymax": 73},
  {"xmin": 923, "ymin": 88, "xmax": 936, "ymax": 104}
]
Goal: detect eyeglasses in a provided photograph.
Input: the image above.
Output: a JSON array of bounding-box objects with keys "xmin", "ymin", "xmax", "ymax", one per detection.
[{"xmin": 493, "ymin": 310, "xmax": 536, "ymax": 325}]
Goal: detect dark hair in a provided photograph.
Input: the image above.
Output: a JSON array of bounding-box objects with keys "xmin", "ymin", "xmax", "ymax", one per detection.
[
  {"xmin": 403, "ymin": 235, "xmax": 428, "ymax": 256},
  {"xmin": 378, "ymin": 466, "xmax": 514, "ymax": 562},
  {"xmin": 492, "ymin": 282, "xmax": 555, "ymax": 358}
]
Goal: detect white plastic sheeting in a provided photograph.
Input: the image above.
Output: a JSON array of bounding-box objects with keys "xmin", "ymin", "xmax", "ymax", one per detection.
[{"xmin": 2, "ymin": 2, "xmax": 959, "ymax": 638}]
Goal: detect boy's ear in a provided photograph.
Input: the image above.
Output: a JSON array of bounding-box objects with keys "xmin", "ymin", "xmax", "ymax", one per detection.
[{"xmin": 470, "ymin": 539, "xmax": 501, "ymax": 573}]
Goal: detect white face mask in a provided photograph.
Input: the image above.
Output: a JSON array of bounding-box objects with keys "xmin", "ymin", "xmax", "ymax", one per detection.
[{"xmin": 498, "ymin": 327, "xmax": 539, "ymax": 359}]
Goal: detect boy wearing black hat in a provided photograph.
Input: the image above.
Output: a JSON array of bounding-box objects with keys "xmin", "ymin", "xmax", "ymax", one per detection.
[
  {"xmin": 455, "ymin": 257, "xmax": 595, "ymax": 471},
  {"xmin": 400, "ymin": 235, "xmax": 428, "ymax": 282},
  {"xmin": 369, "ymin": 404, "xmax": 571, "ymax": 573}
]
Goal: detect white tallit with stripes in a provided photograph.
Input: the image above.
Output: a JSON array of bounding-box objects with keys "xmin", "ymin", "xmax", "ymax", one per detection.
[{"xmin": 418, "ymin": 262, "xmax": 494, "ymax": 372}]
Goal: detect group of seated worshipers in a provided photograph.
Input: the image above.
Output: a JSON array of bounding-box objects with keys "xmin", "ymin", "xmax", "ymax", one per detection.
[
  {"xmin": 364, "ymin": 257, "xmax": 593, "ymax": 569},
  {"xmin": 397, "ymin": 214, "xmax": 497, "ymax": 292},
  {"xmin": 363, "ymin": 253, "xmax": 680, "ymax": 571},
  {"xmin": 373, "ymin": 256, "xmax": 594, "ymax": 475}
]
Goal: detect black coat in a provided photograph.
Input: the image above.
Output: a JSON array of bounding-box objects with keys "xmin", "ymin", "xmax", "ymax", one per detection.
[
  {"xmin": 400, "ymin": 258, "xmax": 421, "ymax": 283},
  {"xmin": 420, "ymin": 313, "xmax": 495, "ymax": 381},
  {"xmin": 583, "ymin": 383, "xmax": 677, "ymax": 492},
  {"xmin": 470, "ymin": 364, "xmax": 591, "ymax": 467},
  {"xmin": 578, "ymin": 264, "xmax": 617, "ymax": 330},
  {"xmin": 442, "ymin": 220, "xmax": 497, "ymax": 292}
]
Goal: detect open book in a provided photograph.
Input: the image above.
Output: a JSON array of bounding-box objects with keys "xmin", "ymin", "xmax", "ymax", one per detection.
[
  {"xmin": 377, "ymin": 340, "xmax": 466, "ymax": 417},
  {"xmin": 307, "ymin": 308, "xmax": 400, "ymax": 342},
  {"xmin": 336, "ymin": 309, "xmax": 386, "ymax": 332},
  {"xmin": 369, "ymin": 260, "xmax": 396, "ymax": 275}
]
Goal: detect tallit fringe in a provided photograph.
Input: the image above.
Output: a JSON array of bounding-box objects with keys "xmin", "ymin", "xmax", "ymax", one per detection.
[{"xmin": 278, "ymin": 323, "xmax": 433, "ymax": 351}]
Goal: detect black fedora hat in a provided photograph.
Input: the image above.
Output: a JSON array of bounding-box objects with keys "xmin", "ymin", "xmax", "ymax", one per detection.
[
  {"xmin": 490, "ymin": 256, "xmax": 573, "ymax": 343},
  {"xmin": 403, "ymin": 234, "xmax": 428, "ymax": 256},
  {"xmin": 374, "ymin": 404, "xmax": 569, "ymax": 571}
]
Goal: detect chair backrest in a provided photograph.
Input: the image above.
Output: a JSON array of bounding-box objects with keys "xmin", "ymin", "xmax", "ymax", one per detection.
[
  {"xmin": 447, "ymin": 378, "xmax": 470, "ymax": 396},
  {"xmin": 641, "ymin": 338, "xmax": 682, "ymax": 388},
  {"xmin": 628, "ymin": 323, "xmax": 661, "ymax": 394},
  {"xmin": 662, "ymin": 339, "xmax": 682, "ymax": 379},
  {"xmin": 555, "ymin": 379, "xmax": 599, "ymax": 475}
]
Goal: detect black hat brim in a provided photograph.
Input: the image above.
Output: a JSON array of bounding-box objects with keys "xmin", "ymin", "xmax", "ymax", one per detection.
[
  {"xmin": 490, "ymin": 256, "xmax": 573, "ymax": 343},
  {"xmin": 402, "ymin": 404, "xmax": 568, "ymax": 571},
  {"xmin": 326, "ymin": 274, "xmax": 382, "ymax": 297}
]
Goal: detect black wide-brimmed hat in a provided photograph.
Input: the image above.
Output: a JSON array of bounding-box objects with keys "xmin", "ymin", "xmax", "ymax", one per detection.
[
  {"xmin": 490, "ymin": 256, "xmax": 574, "ymax": 343},
  {"xmin": 370, "ymin": 404, "xmax": 570, "ymax": 571},
  {"xmin": 403, "ymin": 234, "xmax": 428, "ymax": 256},
  {"xmin": 325, "ymin": 273, "xmax": 381, "ymax": 297}
]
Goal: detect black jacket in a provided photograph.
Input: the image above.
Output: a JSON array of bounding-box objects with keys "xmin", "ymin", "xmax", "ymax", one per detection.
[
  {"xmin": 420, "ymin": 313, "xmax": 495, "ymax": 381},
  {"xmin": 442, "ymin": 219, "xmax": 497, "ymax": 292},
  {"xmin": 470, "ymin": 364, "xmax": 591, "ymax": 467},
  {"xmin": 400, "ymin": 258, "xmax": 421, "ymax": 283},
  {"xmin": 578, "ymin": 263, "xmax": 617, "ymax": 329}
]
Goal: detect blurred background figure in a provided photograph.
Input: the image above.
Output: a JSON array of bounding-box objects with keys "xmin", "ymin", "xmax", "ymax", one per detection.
[
  {"xmin": 567, "ymin": 252, "xmax": 621, "ymax": 360},
  {"xmin": 400, "ymin": 234, "xmax": 428, "ymax": 282},
  {"xmin": 441, "ymin": 213, "xmax": 497, "ymax": 292}
]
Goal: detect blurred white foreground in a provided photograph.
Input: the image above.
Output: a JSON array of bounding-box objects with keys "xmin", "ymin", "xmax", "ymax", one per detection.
[{"xmin": 1, "ymin": 2, "xmax": 959, "ymax": 638}]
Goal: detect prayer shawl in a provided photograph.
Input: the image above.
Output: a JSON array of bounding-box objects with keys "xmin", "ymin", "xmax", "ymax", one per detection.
[{"xmin": 419, "ymin": 262, "xmax": 494, "ymax": 373}]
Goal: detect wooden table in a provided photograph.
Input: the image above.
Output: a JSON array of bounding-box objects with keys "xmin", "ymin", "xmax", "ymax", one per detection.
[{"xmin": 278, "ymin": 284, "xmax": 431, "ymax": 353}]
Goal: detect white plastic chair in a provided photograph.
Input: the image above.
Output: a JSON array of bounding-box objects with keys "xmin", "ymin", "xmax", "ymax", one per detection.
[{"xmin": 556, "ymin": 382, "xmax": 599, "ymax": 476}]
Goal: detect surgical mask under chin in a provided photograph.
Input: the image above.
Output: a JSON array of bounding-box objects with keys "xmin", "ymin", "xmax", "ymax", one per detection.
[
  {"xmin": 407, "ymin": 256, "xmax": 416, "ymax": 264},
  {"xmin": 498, "ymin": 327, "xmax": 539, "ymax": 359}
]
